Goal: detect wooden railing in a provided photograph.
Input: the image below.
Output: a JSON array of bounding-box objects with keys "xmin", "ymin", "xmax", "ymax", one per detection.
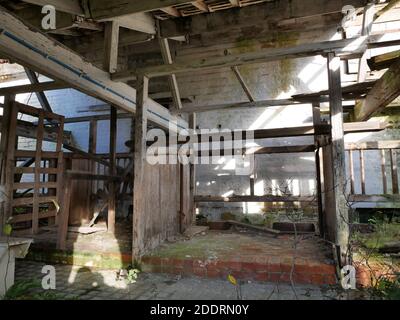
[{"xmin": 346, "ymin": 141, "xmax": 399, "ymax": 205}]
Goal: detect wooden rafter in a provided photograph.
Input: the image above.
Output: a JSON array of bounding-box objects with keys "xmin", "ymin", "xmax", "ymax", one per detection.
[
  {"xmin": 231, "ymin": 66, "xmax": 255, "ymax": 102},
  {"xmin": 354, "ymin": 58, "xmax": 400, "ymax": 121},
  {"xmin": 0, "ymin": 81, "xmax": 67, "ymax": 95},
  {"xmin": 24, "ymin": 68, "xmax": 53, "ymax": 113},
  {"xmin": 0, "ymin": 8, "xmax": 187, "ymax": 131},
  {"xmin": 114, "ymin": 37, "xmax": 371, "ymax": 79}
]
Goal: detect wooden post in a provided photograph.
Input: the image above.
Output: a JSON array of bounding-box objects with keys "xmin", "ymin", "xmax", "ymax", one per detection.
[
  {"xmin": 57, "ymin": 174, "xmax": 71, "ymax": 250},
  {"xmin": 188, "ymin": 113, "xmax": 196, "ymax": 223},
  {"xmin": 380, "ymin": 149, "xmax": 388, "ymax": 194},
  {"xmin": 132, "ymin": 74, "xmax": 149, "ymax": 260},
  {"xmin": 103, "ymin": 21, "xmax": 119, "ymax": 73},
  {"xmin": 32, "ymin": 113, "xmax": 44, "ymax": 234},
  {"xmin": 103, "ymin": 17, "xmax": 119, "ymax": 233},
  {"xmin": 360, "ymin": 149, "xmax": 366, "ymax": 195},
  {"xmin": 391, "ymin": 149, "xmax": 399, "ymax": 194},
  {"xmin": 88, "ymin": 119, "xmax": 97, "ymax": 196},
  {"xmin": 0, "ymin": 94, "xmax": 15, "ymax": 235},
  {"xmin": 4, "ymin": 98, "xmax": 18, "ymax": 229},
  {"xmin": 348, "ymin": 150, "xmax": 355, "ymax": 195},
  {"xmin": 327, "ymin": 52, "xmax": 349, "ymax": 264},
  {"xmin": 108, "ymin": 107, "xmax": 117, "ymax": 233},
  {"xmin": 312, "ymin": 103, "xmax": 324, "ymax": 237}
]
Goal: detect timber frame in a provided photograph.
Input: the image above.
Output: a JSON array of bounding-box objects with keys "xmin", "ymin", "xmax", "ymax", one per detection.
[{"xmin": 0, "ymin": 1, "xmax": 399, "ymax": 268}]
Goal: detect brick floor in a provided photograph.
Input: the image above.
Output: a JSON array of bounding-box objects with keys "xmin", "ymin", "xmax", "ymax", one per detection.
[
  {"xmin": 142, "ymin": 230, "xmax": 337, "ymax": 286},
  {"xmin": 12, "ymin": 260, "xmax": 341, "ymax": 300}
]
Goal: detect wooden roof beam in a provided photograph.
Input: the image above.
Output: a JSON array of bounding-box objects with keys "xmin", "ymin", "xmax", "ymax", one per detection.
[
  {"xmin": 354, "ymin": 58, "xmax": 400, "ymax": 121},
  {"xmin": 83, "ymin": 0, "xmax": 194, "ymax": 20},
  {"xmin": 21, "ymin": 0, "xmax": 84, "ymax": 15},
  {"xmin": 0, "ymin": 7, "xmax": 187, "ymax": 132},
  {"xmin": 114, "ymin": 37, "xmax": 370, "ymax": 80},
  {"xmin": 0, "ymin": 81, "xmax": 68, "ymax": 95}
]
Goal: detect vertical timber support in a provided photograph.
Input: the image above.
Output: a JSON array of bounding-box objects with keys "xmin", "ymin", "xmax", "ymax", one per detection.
[
  {"xmin": 57, "ymin": 174, "xmax": 72, "ymax": 250},
  {"xmin": 103, "ymin": 19, "xmax": 119, "ymax": 233},
  {"xmin": 312, "ymin": 103, "xmax": 324, "ymax": 237},
  {"xmin": 103, "ymin": 21, "xmax": 119, "ymax": 73},
  {"xmin": 327, "ymin": 52, "xmax": 349, "ymax": 265},
  {"xmin": 132, "ymin": 74, "xmax": 149, "ymax": 261},
  {"xmin": 108, "ymin": 107, "xmax": 117, "ymax": 233},
  {"xmin": 0, "ymin": 94, "xmax": 15, "ymax": 235},
  {"xmin": 88, "ymin": 120, "xmax": 97, "ymax": 197},
  {"xmin": 189, "ymin": 113, "xmax": 197, "ymax": 223}
]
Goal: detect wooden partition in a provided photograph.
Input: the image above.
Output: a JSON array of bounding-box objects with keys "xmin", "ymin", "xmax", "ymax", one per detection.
[
  {"xmin": 132, "ymin": 162, "xmax": 191, "ymax": 255},
  {"xmin": 3, "ymin": 102, "xmax": 64, "ymax": 235},
  {"xmin": 346, "ymin": 141, "xmax": 400, "ymax": 206}
]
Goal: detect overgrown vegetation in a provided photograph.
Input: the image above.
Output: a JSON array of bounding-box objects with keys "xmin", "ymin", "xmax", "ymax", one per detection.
[
  {"xmin": 350, "ymin": 212, "xmax": 400, "ymax": 300},
  {"xmin": 2, "ymin": 279, "xmax": 67, "ymax": 300}
]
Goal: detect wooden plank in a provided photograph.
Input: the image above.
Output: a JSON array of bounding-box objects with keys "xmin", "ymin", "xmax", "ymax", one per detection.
[
  {"xmin": 313, "ymin": 103, "xmax": 324, "ymax": 237},
  {"xmin": 188, "ymin": 113, "xmax": 196, "ymax": 223},
  {"xmin": 111, "ymin": 13, "xmax": 156, "ymax": 35},
  {"xmin": 14, "ymin": 150, "xmax": 59, "ymax": 159},
  {"xmin": 63, "ymin": 144, "xmax": 112, "ymax": 168},
  {"xmin": 27, "ymin": 142, "xmax": 43, "ymax": 197},
  {"xmin": 57, "ymin": 176, "xmax": 71, "ymax": 250},
  {"xmin": 4, "ymin": 98, "xmax": 18, "ymax": 225},
  {"xmin": 85, "ymin": 0, "xmax": 194, "ymax": 19},
  {"xmin": 357, "ymin": 3, "xmax": 375, "ymax": 83},
  {"xmin": 354, "ymin": 58, "xmax": 400, "ymax": 121},
  {"xmin": 0, "ymin": 81, "xmax": 67, "ymax": 96},
  {"xmin": 391, "ymin": 149, "xmax": 399, "ymax": 194},
  {"xmin": 345, "ymin": 140, "xmax": 400, "ymax": 150},
  {"xmin": 179, "ymin": 164, "xmax": 184, "ymax": 233},
  {"xmin": 108, "ymin": 106, "xmax": 117, "ymax": 233},
  {"xmin": 12, "ymin": 196, "xmax": 57, "ymax": 206},
  {"xmin": 191, "ymin": 1, "xmax": 209, "ymax": 12},
  {"xmin": 194, "ymin": 195, "xmax": 316, "ymax": 203},
  {"xmin": 374, "ymin": 0, "xmax": 400, "ymax": 21},
  {"xmin": 115, "ymin": 37, "xmax": 369, "ymax": 79},
  {"xmin": 381, "ymin": 149, "xmax": 388, "ymax": 194},
  {"xmin": 0, "ymin": 94, "xmax": 15, "ymax": 234},
  {"xmin": 0, "ymin": 115, "xmax": 72, "ymax": 145},
  {"xmin": 368, "ymin": 49, "xmax": 400, "ymax": 71},
  {"xmin": 88, "ymin": 119, "xmax": 97, "ymax": 198},
  {"xmin": 0, "ymin": 9, "xmax": 187, "ymax": 131},
  {"xmin": 231, "ymin": 66, "xmax": 255, "ymax": 102},
  {"xmin": 349, "ymin": 194, "xmax": 400, "ymax": 202},
  {"xmin": 14, "ymin": 167, "xmax": 59, "ymax": 174},
  {"xmin": 13, "ymin": 182, "xmax": 58, "ymax": 190},
  {"xmin": 160, "ymin": 6, "xmax": 181, "ymax": 17},
  {"xmin": 132, "ymin": 74, "xmax": 149, "ymax": 259},
  {"xmin": 21, "ymin": 0, "xmax": 84, "ymax": 15},
  {"xmin": 158, "ymin": 29, "xmax": 182, "ymax": 111},
  {"xmin": 172, "ymin": 122, "xmax": 385, "ymax": 144},
  {"xmin": 103, "ymin": 21, "xmax": 119, "ymax": 73},
  {"xmin": 327, "ymin": 52, "xmax": 349, "ymax": 261},
  {"xmin": 10, "ymin": 210, "xmax": 57, "ymax": 224},
  {"xmin": 159, "ymin": 0, "xmax": 366, "ymax": 38},
  {"xmin": 14, "ymin": 102, "xmax": 63, "ymax": 121},
  {"xmin": 66, "ymin": 170, "xmax": 121, "ymax": 181},
  {"xmin": 180, "ymin": 99, "xmax": 300, "ymax": 113}
]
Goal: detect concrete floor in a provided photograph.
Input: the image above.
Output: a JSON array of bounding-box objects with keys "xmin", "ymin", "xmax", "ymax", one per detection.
[{"xmin": 13, "ymin": 261, "xmax": 342, "ymax": 300}]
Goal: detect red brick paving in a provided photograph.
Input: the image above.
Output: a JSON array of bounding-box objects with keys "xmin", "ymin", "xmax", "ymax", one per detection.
[{"xmin": 142, "ymin": 230, "xmax": 337, "ymax": 286}]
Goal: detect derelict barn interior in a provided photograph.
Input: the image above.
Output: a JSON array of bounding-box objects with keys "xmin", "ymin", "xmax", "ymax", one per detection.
[{"xmin": 0, "ymin": 0, "xmax": 399, "ymax": 288}]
